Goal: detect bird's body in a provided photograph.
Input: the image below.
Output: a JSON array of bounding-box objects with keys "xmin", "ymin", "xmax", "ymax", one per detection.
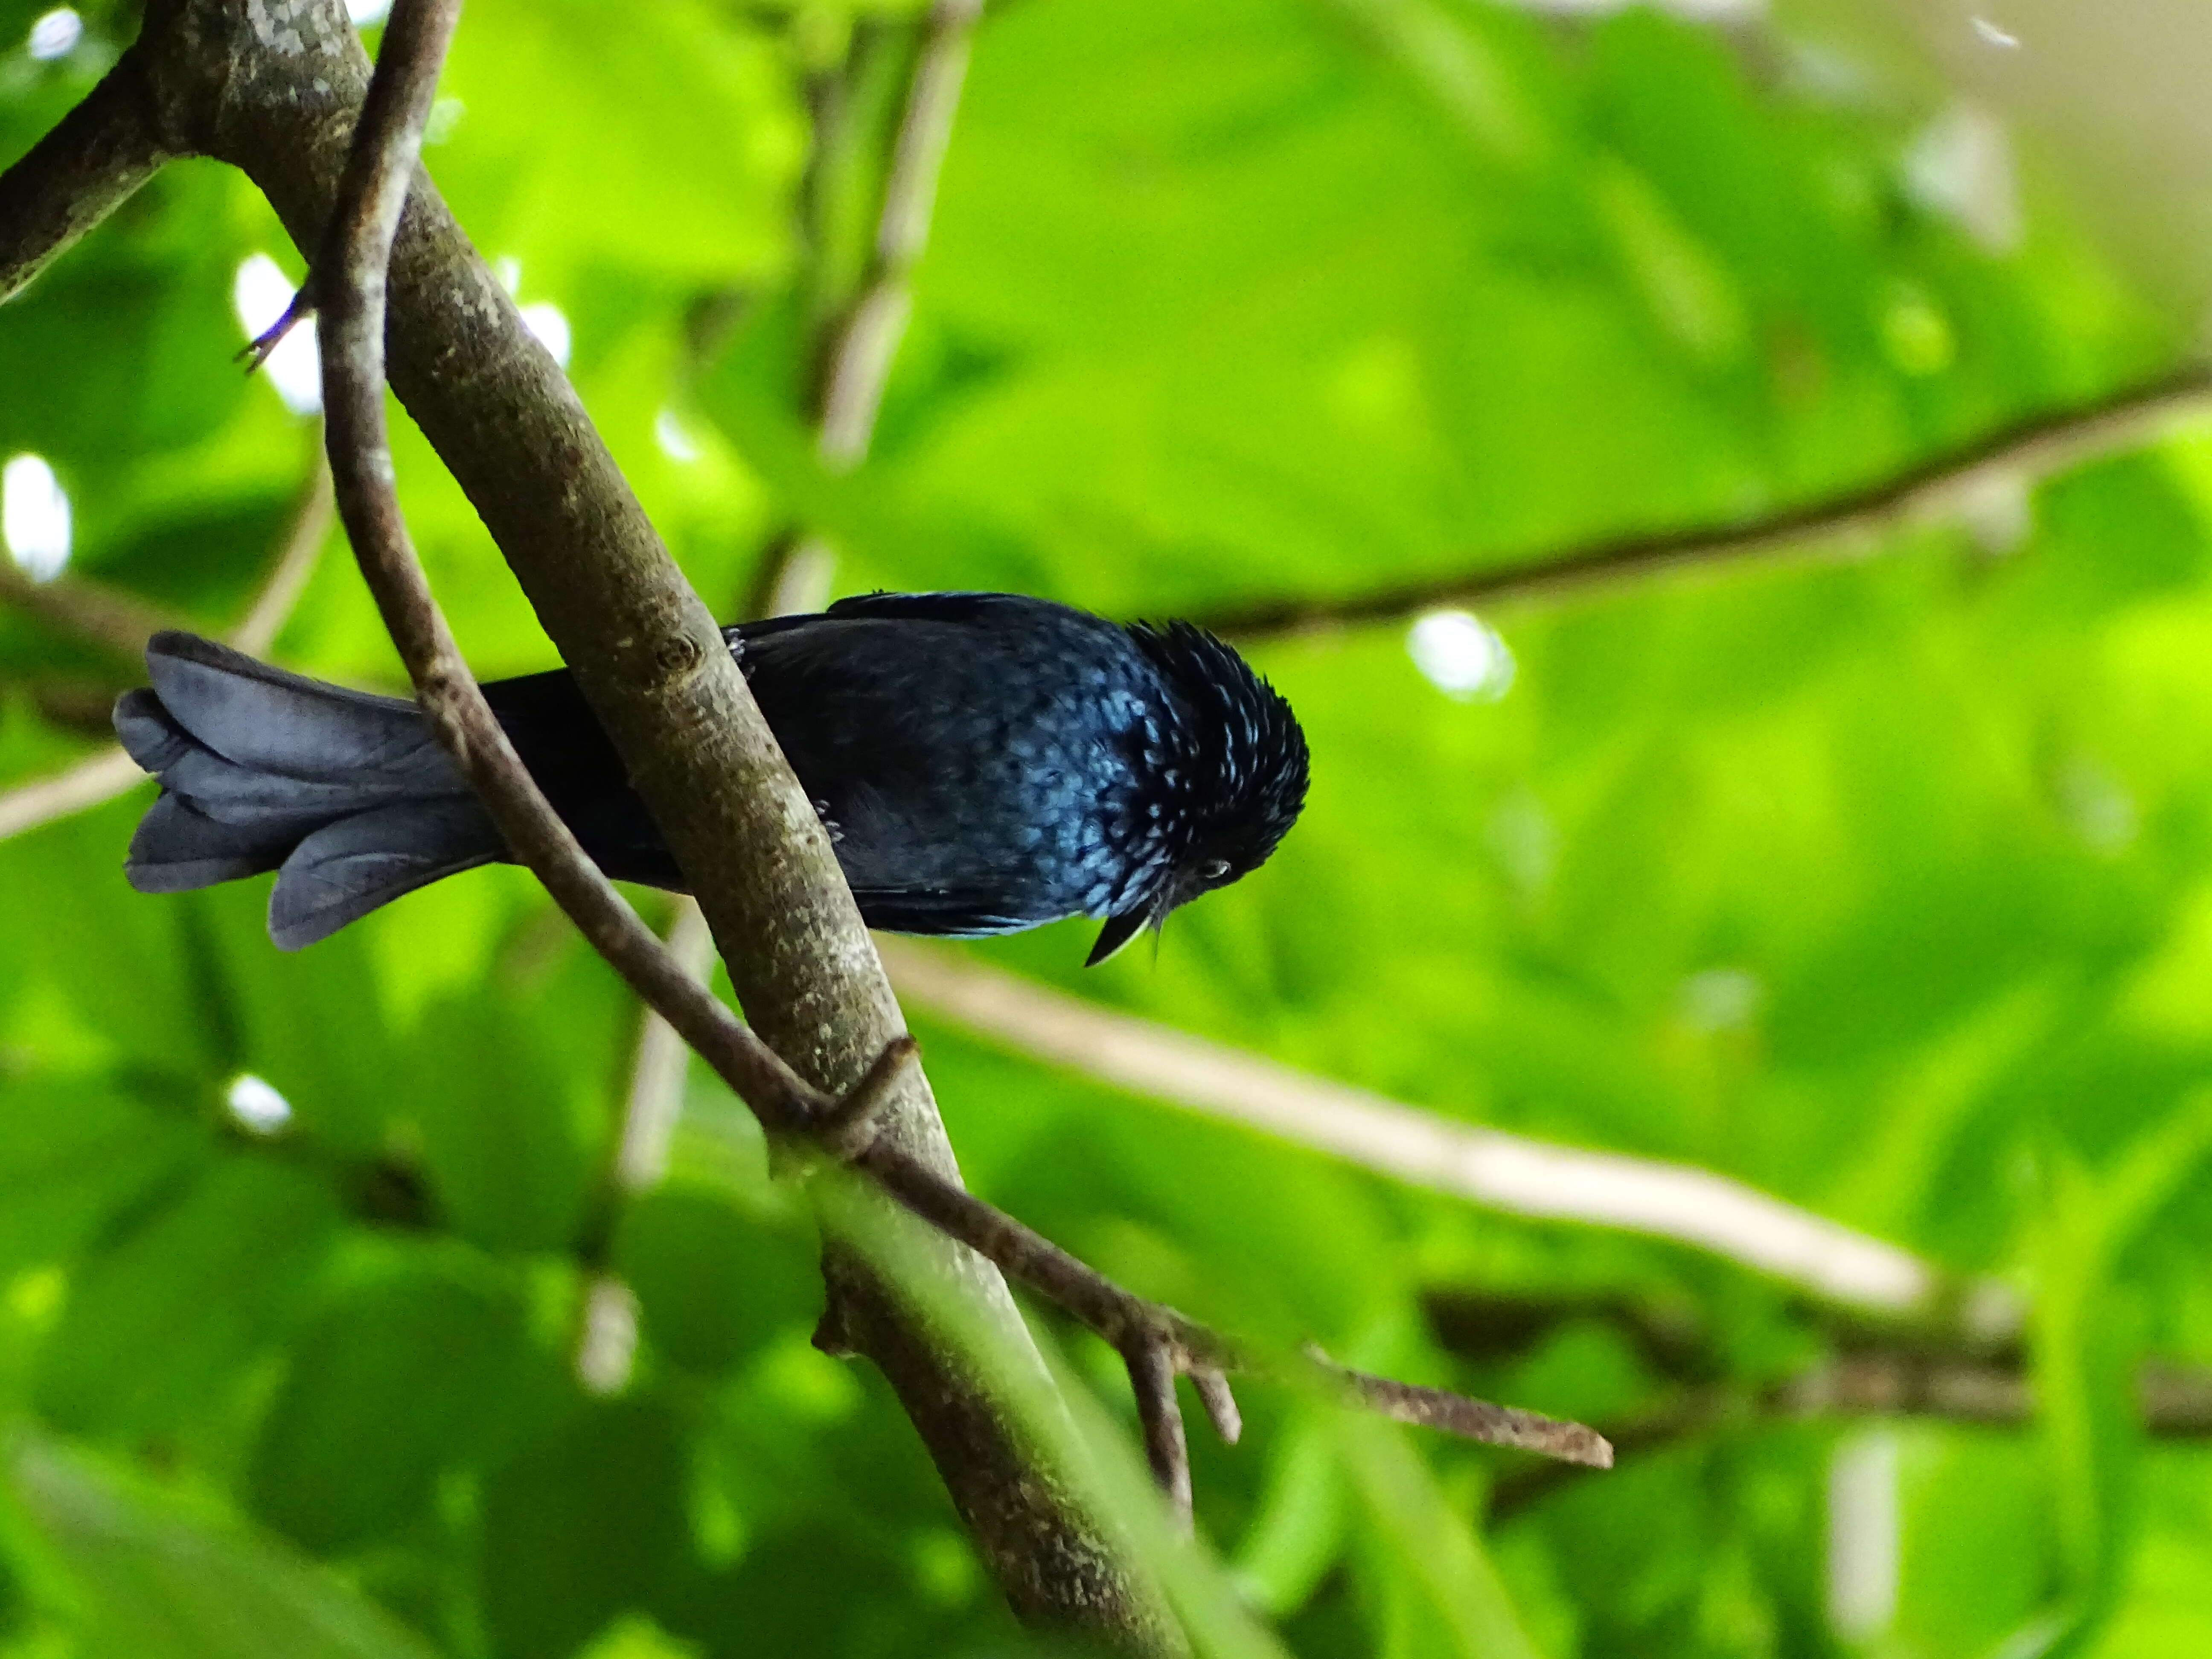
[{"xmin": 115, "ymin": 592, "xmax": 1309, "ymax": 962}]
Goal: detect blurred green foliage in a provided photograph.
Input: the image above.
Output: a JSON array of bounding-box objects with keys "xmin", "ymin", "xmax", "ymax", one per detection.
[{"xmin": 6, "ymin": 0, "xmax": 2212, "ymax": 1656}]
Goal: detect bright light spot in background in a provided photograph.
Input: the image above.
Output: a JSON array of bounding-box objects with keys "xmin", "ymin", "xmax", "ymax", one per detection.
[
  {"xmin": 1407, "ymin": 609, "xmax": 1515, "ymax": 701},
  {"xmin": 1486, "ymin": 789, "xmax": 1555, "ymax": 900},
  {"xmin": 575, "ymin": 1277, "xmax": 639, "ymax": 1395},
  {"xmin": 1827, "ymin": 1429, "xmax": 1900, "ymax": 1643},
  {"xmin": 26, "ymin": 8, "xmax": 82, "ymax": 60},
  {"xmin": 347, "ymin": 0, "xmax": 391, "ymax": 23},
  {"xmin": 224, "ymin": 1073, "xmax": 294, "ymax": 1134},
  {"xmin": 2056, "ymin": 755, "xmax": 2138, "ymax": 855},
  {"xmin": 424, "ymin": 97, "xmax": 464, "ymax": 144},
  {"xmin": 231, "ymin": 255, "xmax": 322, "ymax": 416},
  {"xmin": 1953, "ymin": 469, "xmax": 2032, "ymax": 558},
  {"xmin": 1679, "ymin": 967, "xmax": 1764, "ymax": 1033},
  {"xmin": 653, "ymin": 409, "xmax": 702, "ymax": 463},
  {"xmin": 3, "ymin": 454, "xmax": 72, "ymax": 581},
  {"xmin": 497, "ymin": 265, "xmax": 571, "ymax": 367},
  {"xmin": 522, "ymin": 303, "xmax": 572, "ymax": 368},
  {"xmin": 1970, "ymin": 15, "xmax": 2021, "ymax": 49},
  {"xmin": 1904, "ymin": 104, "xmax": 2021, "ymax": 254}
]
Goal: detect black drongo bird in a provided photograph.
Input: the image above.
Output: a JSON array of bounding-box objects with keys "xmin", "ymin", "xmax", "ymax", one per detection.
[{"xmin": 114, "ymin": 591, "xmax": 1310, "ymax": 964}]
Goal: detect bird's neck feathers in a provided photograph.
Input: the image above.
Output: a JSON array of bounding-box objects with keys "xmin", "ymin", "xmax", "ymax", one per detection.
[{"xmin": 1123, "ymin": 620, "xmax": 1310, "ymax": 875}]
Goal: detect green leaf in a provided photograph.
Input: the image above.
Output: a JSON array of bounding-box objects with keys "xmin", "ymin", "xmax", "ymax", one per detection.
[
  {"xmin": 613, "ymin": 1184, "xmax": 819, "ymax": 1378},
  {"xmin": 0, "ymin": 1076, "xmax": 201, "ymax": 1280},
  {"xmin": 35, "ymin": 1161, "xmax": 339, "ymax": 1437},
  {"xmin": 202, "ymin": 899, "xmax": 397, "ymax": 1154},
  {"xmin": 407, "ymin": 993, "xmax": 596, "ymax": 1254},
  {"xmin": 248, "ymin": 1247, "xmax": 537, "ymax": 1552},
  {"xmin": 4, "ymin": 1433, "xmax": 441, "ymax": 1659},
  {"xmin": 1337, "ymin": 1417, "xmax": 1543, "ymax": 1659},
  {"xmin": 479, "ymin": 1397, "xmax": 692, "ymax": 1659},
  {"xmin": 1231, "ymin": 1414, "xmax": 1348, "ymax": 1618},
  {"xmin": 2032, "ymin": 1092, "xmax": 2212, "ymax": 1617}
]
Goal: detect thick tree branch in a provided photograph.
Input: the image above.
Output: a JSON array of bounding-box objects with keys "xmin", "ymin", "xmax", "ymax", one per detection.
[
  {"xmin": 0, "ymin": 48, "xmax": 171, "ymax": 302},
  {"xmin": 578, "ymin": 547, "xmax": 833, "ymax": 1391},
  {"xmin": 1199, "ymin": 367, "xmax": 2212, "ymax": 639}
]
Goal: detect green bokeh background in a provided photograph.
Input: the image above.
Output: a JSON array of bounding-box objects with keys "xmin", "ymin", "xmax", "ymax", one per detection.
[{"xmin": 7, "ymin": 1, "xmax": 2212, "ymax": 1655}]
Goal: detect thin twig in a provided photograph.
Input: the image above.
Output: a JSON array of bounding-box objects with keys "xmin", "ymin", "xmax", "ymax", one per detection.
[
  {"xmin": 230, "ymin": 442, "xmax": 336, "ymax": 655},
  {"xmin": 815, "ymin": 1035, "xmax": 923, "ymax": 1158},
  {"xmin": 0, "ymin": 48, "xmax": 171, "ymax": 303},
  {"xmin": 848, "ymin": 1131, "xmax": 1609, "ymax": 1468},
  {"xmin": 1127, "ymin": 1341, "xmax": 1193, "ymax": 1532},
  {"xmin": 0, "ymin": 561, "xmax": 193, "ymax": 664},
  {"xmin": 1192, "ymin": 1371, "xmax": 1243, "ymax": 1445},
  {"xmin": 879, "ymin": 940, "xmax": 1975, "ymax": 1320},
  {"xmin": 1319, "ymin": 1357, "xmax": 1610, "ymax": 1466},
  {"xmin": 815, "ymin": 0, "xmax": 984, "ymax": 469},
  {"xmin": 1199, "ymin": 367, "xmax": 2212, "ymax": 638},
  {"xmin": 0, "ymin": 747, "xmax": 144, "ymax": 842},
  {"xmin": 1486, "ymin": 1350, "xmax": 2212, "ymax": 1521}
]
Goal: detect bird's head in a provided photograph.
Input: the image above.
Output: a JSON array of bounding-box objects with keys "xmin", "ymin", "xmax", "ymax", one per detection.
[{"xmin": 1088, "ymin": 621, "xmax": 1310, "ymax": 966}]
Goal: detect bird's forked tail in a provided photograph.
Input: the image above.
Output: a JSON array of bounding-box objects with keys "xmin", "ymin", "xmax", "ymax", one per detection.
[{"xmin": 114, "ymin": 631, "xmax": 501, "ymax": 948}]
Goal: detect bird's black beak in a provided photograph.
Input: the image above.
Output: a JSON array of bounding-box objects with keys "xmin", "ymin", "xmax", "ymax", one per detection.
[{"xmin": 1085, "ymin": 905, "xmax": 1151, "ymax": 967}]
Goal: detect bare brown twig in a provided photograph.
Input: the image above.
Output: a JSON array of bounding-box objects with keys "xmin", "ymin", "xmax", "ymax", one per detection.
[
  {"xmin": 0, "ymin": 561, "xmax": 192, "ymax": 664},
  {"xmin": 231, "ymin": 445, "xmax": 336, "ymax": 655},
  {"xmin": 0, "ymin": 748, "xmax": 146, "ymax": 843},
  {"xmin": 846, "ymin": 1129, "xmax": 1610, "ymax": 1476},
  {"xmin": 1485, "ymin": 1349, "xmax": 2212, "ymax": 1522},
  {"xmin": 1200, "ymin": 366, "xmax": 2212, "ymax": 639}
]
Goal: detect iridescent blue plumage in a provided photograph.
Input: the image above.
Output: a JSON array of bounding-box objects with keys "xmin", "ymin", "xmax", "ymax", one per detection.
[{"xmin": 116, "ymin": 592, "xmax": 1310, "ymax": 963}]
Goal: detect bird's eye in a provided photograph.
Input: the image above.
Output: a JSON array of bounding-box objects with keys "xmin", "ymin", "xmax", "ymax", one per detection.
[{"xmin": 1199, "ymin": 857, "xmax": 1231, "ymax": 880}]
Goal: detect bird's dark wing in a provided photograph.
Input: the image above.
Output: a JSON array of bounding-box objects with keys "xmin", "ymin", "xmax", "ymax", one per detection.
[{"xmin": 846, "ymin": 885, "xmax": 1039, "ymax": 937}]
